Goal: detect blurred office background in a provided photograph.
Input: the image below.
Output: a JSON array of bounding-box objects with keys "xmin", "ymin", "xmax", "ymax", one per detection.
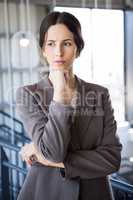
[{"xmin": 0, "ymin": 0, "xmax": 133, "ymax": 199}]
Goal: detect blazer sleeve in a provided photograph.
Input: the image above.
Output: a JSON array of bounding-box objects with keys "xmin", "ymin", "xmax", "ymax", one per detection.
[
  {"xmin": 63, "ymin": 88, "xmax": 122, "ymax": 179},
  {"xmin": 16, "ymin": 86, "xmax": 74, "ymax": 163}
]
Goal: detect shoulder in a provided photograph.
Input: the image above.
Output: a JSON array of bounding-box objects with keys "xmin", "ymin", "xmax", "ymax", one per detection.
[
  {"xmin": 16, "ymin": 76, "xmax": 49, "ymax": 97},
  {"xmin": 77, "ymin": 78, "xmax": 113, "ymax": 115},
  {"xmin": 77, "ymin": 76, "xmax": 109, "ymax": 94},
  {"xmin": 76, "ymin": 76, "xmax": 111, "ymax": 106},
  {"xmin": 16, "ymin": 75, "xmax": 52, "ymax": 96},
  {"xmin": 16, "ymin": 81, "xmax": 42, "ymax": 106},
  {"xmin": 16, "ymin": 77, "xmax": 51, "ymax": 107},
  {"xmin": 16, "ymin": 82, "xmax": 38, "ymax": 94},
  {"xmin": 16, "ymin": 83, "xmax": 37, "ymax": 104}
]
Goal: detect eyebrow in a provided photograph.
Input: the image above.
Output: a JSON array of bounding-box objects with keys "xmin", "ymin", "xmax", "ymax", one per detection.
[{"xmin": 47, "ymin": 39, "xmax": 73, "ymax": 42}]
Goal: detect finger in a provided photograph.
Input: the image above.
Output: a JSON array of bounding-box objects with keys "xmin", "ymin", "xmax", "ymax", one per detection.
[
  {"xmin": 29, "ymin": 155, "xmax": 38, "ymax": 162},
  {"xmin": 25, "ymin": 156, "xmax": 31, "ymax": 163},
  {"xmin": 50, "ymin": 70, "xmax": 66, "ymax": 85},
  {"xmin": 27, "ymin": 159, "xmax": 33, "ymax": 166},
  {"xmin": 20, "ymin": 143, "xmax": 36, "ymax": 157},
  {"xmin": 50, "ymin": 67, "xmax": 67, "ymax": 74}
]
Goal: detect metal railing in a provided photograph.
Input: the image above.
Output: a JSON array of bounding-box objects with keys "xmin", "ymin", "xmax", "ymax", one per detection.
[
  {"xmin": 0, "ymin": 124, "xmax": 29, "ymax": 144},
  {"xmin": 0, "ymin": 110, "xmax": 29, "ymax": 200},
  {"xmin": 0, "ymin": 110, "xmax": 24, "ymax": 134},
  {"xmin": 111, "ymin": 177, "xmax": 133, "ymax": 199},
  {"xmin": 0, "ymin": 141, "xmax": 27, "ymax": 200}
]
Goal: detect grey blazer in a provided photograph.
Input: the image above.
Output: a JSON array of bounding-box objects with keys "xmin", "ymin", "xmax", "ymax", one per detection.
[{"xmin": 16, "ymin": 75, "xmax": 122, "ymax": 200}]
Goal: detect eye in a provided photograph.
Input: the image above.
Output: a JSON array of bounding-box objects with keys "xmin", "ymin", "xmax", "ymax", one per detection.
[
  {"xmin": 64, "ymin": 42, "xmax": 72, "ymax": 46},
  {"xmin": 47, "ymin": 42, "xmax": 55, "ymax": 46}
]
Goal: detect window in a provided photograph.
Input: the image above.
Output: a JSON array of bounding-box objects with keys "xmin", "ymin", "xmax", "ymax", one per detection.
[{"xmin": 55, "ymin": 7, "xmax": 124, "ymax": 123}]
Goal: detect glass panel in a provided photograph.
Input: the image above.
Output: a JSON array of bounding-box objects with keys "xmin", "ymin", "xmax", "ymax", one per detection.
[
  {"xmin": 92, "ymin": 9, "xmax": 124, "ymax": 122},
  {"xmin": 55, "ymin": 7, "xmax": 124, "ymax": 123}
]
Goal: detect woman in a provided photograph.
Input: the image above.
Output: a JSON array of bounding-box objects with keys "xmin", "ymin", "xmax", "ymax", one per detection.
[{"xmin": 16, "ymin": 11, "xmax": 122, "ymax": 200}]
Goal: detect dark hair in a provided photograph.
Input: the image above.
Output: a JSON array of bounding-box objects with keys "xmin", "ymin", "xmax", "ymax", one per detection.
[{"xmin": 39, "ymin": 11, "xmax": 84, "ymax": 56}]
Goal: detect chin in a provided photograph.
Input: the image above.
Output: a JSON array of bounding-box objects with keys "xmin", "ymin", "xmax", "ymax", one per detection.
[{"xmin": 52, "ymin": 65, "xmax": 68, "ymax": 70}]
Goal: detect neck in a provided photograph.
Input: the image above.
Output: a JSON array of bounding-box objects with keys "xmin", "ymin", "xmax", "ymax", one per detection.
[{"xmin": 68, "ymin": 67, "xmax": 76, "ymax": 89}]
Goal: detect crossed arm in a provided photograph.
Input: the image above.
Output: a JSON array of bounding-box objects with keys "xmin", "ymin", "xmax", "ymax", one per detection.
[
  {"xmin": 20, "ymin": 141, "xmax": 65, "ymax": 168},
  {"xmin": 16, "ymin": 86, "xmax": 122, "ymax": 179},
  {"xmin": 16, "ymin": 86, "xmax": 73, "ymax": 168}
]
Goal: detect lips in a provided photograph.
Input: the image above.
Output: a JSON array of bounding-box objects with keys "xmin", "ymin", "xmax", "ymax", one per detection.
[{"xmin": 54, "ymin": 60, "xmax": 65, "ymax": 64}]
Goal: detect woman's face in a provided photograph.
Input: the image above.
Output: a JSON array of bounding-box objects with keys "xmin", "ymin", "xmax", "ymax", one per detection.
[{"xmin": 42, "ymin": 24, "xmax": 77, "ymax": 71}]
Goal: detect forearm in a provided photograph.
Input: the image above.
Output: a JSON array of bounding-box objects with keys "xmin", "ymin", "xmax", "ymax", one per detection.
[
  {"xmin": 16, "ymin": 87, "xmax": 73, "ymax": 163},
  {"xmin": 20, "ymin": 142, "xmax": 65, "ymax": 168},
  {"xmin": 63, "ymin": 144, "xmax": 122, "ymax": 179},
  {"xmin": 34, "ymin": 100, "xmax": 73, "ymax": 162},
  {"xmin": 34, "ymin": 150, "xmax": 65, "ymax": 168}
]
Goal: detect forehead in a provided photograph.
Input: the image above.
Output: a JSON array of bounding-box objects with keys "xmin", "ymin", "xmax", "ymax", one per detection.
[{"xmin": 45, "ymin": 24, "xmax": 74, "ymax": 41}]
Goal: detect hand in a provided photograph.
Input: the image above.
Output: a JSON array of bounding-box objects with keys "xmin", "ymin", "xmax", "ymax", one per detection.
[
  {"xmin": 19, "ymin": 142, "xmax": 42, "ymax": 166},
  {"xmin": 19, "ymin": 142, "xmax": 65, "ymax": 168},
  {"xmin": 19, "ymin": 142, "xmax": 38, "ymax": 163},
  {"xmin": 49, "ymin": 68, "xmax": 76, "ymax": 104}
]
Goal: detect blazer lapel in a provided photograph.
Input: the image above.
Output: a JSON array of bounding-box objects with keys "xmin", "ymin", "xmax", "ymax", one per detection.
[{"xmin": 74, "ymin": 76, "xmax": 96, "ymax": 135}]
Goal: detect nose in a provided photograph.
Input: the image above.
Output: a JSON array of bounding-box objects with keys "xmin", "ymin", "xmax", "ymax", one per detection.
[{"xmin": 55, "ymin": 44, "xmax": 63, "ymax": 57}]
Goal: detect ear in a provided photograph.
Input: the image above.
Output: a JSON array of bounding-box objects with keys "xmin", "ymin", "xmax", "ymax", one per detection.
[
  {"xmin": 41, "ymin": 51, "xmax": 49, "ymax": 66},
  {"xmin": 42, "ymin": 51, "xmax": 47, "ymax": 60},
  {"xmin": 42, "ymin": 51, "xmax": 47, "ymax": 59}
]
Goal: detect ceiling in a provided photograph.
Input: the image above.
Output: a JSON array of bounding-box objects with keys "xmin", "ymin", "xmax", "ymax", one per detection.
[{"xmin": 0, "ymin": 0, "xmax": 133, "ymax": 10}]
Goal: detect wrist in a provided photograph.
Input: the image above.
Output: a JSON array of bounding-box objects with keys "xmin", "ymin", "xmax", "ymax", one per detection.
[
  {"xmin": 53, "ymin": 96, "xmax": 71, "ymax": 105},
  {"xmin": 53, "ymin": 92, "xmax": 71, "ymax": 105}
]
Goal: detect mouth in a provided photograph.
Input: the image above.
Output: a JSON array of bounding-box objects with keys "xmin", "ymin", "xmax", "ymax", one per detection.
[{"xmin": 54, "ymin": 60, "xmax": 65, "ymax": 65}]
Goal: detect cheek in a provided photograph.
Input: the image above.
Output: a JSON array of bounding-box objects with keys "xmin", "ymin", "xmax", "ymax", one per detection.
[
  {"xmin": 71, "ymin": 47, "xmax": 77, "ymax": 58},
  {"xmin": 69, "ymin": 50, "xmax": 77, "ymax": 60},
  {"xmin": 43, "ymin": 49, "xmax": 53, "ymax": 60}
]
